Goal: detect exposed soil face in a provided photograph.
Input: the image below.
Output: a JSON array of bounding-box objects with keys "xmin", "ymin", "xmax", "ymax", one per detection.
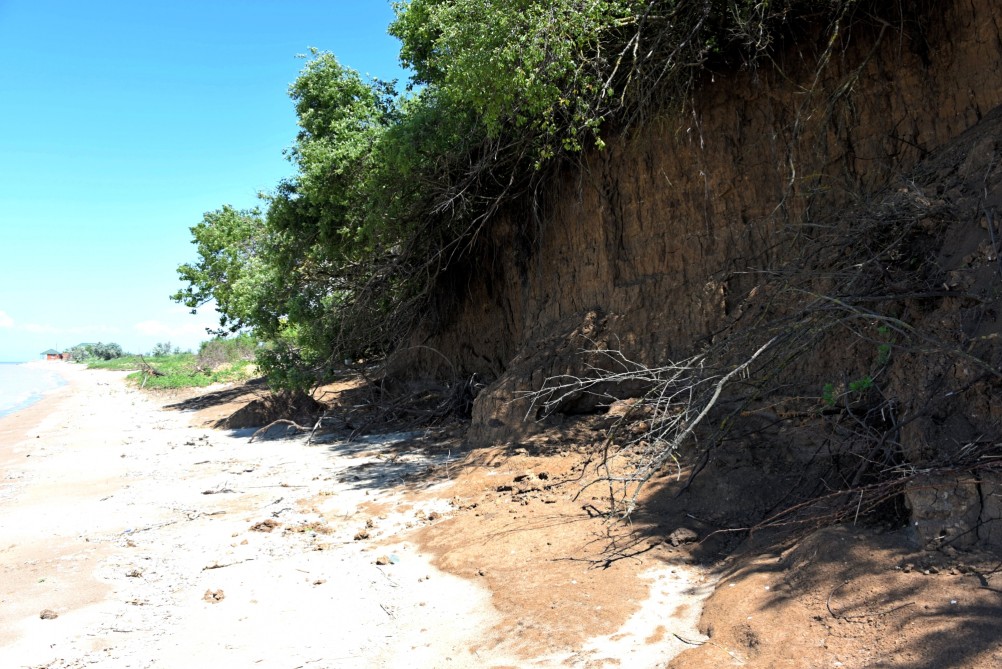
[
  {"xmin": 382, "ymin": 0, "xmax": 1002, "ymax": 591},
  {"xmin": 401, "ymin": 0, "xmax": 1002, "ymax": 448}
]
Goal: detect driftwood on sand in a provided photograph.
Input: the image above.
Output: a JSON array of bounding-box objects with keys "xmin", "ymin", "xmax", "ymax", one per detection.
[{"xmin": 248, "ymin": 419, "xmax": 311, "ymax": 443}]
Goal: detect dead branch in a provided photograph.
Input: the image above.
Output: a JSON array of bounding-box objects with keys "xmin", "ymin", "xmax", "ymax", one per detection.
[{"xmin": 248, "ymin": 419, "xmax": 312, "ymax": 443}]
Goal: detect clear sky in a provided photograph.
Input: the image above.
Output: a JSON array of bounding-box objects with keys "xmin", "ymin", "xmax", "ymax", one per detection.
[{"xmin": 0, "ymin": 0, "xmax": 408, "ymax": 361}]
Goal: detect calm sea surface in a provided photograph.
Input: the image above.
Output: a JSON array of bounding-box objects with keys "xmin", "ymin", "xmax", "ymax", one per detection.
[{"xmin": 0, "ymin": 363, "xmax": 67, "ymax": 419}]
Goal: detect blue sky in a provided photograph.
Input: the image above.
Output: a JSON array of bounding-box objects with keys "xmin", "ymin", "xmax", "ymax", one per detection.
[{"xmin": 0, "ymin": 1, "xmax": 408, "ymax": 361}]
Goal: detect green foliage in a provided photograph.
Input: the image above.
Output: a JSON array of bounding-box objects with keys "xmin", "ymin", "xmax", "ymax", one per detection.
[
  {"xmin": 282, "ymin": 49, "xmax": 397, "ymax": 249},
  {"xmin": 88, "ymin": 351, "xmax": 257, "ymax": 389},
  {"xmin": 70, "ymin": 342, "xmax": 125, "ymax": 361},
  {"xmin": 391, "ymin": 0, "xmax": 634, "ymax": 156},
  {"xmin": 172, "ymin": 206, "xmax": 273, "ymax": 334},
  {"xmin": 197, "ymin": 333, "xmax": 257, "ymax": 368},
  {"xmin": 820, "ymin": 375, "xmax": 873, "ymax": 407},
  {"xmin": 821, "ymin": 322, "xmax": 893, "ymax": 405},
  {"xmin": 85, "ymin": 355, "xmax": 145, "ymax": 371},
  {"xmin": 129, "ymin": 357, "xmax": 258, "ymax": 389},
  {"xmin": 822, "ymin": 383, "xmax": 836, "ymax": 407},
  {"xmin": 876, "ymin": 326, "xmax": 893, "ymax": 366},
  {"xmin": 390, "ymin": 0, "xmax": 856, "ymax": 162},
  {"xmin": 848, "ymin": 376, "xmax": 873, "ymax": 394},
  {"xmin": 876, "ymin": 342, "xmax": 892, "ymax": 366},
  {"xmin": 150, "ymin": 341, "xmax": 182, "ymax": 357},
  {"xmin": 67, "ymin": 344, "xmax": 90, "ymax": 361}
]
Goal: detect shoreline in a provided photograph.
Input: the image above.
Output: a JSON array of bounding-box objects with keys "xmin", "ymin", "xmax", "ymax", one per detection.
[{"xmin": 0, "ymin": 362, "xmax": 78, "ymax": 456}]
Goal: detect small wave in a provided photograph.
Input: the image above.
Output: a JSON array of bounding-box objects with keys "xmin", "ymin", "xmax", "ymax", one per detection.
[{"xmin": 0, "ymin": 365, "xmax": 66, "ymax": 419}]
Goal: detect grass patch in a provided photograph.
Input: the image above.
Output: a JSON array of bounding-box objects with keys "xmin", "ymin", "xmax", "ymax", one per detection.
[
  {"xmin": 87, "ymin": 353, "xmax": 257, "ymax": 389},
  {"xmin": 84, "ymin": 355, "xmax": 147, "ymax": 372}
]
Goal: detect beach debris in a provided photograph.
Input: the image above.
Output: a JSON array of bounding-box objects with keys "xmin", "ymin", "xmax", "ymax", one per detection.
[
  {"xmin": 375, "ymin": 555, "xmax": 391, "ymax": 566},
  {"xmin": 203, "ymin": 559, "xmax": 253, "ymax": 571},
  {"xmin": 138, "ymin": 356, "xmax": 165, "ymax": 377},
  {"xmin": 250, "ymin": 519, "xmax": 280, "ymax": 533},
  {"xmin": 203, "ymin": 589, "xmax": 225, "ymax": 604},
  {"xmin": 39, "ymin": 609, "xmax": 59, "ymax": 620},
  {"xmin": 201, "ymin": 486, "xmax": 236, "ymax": 495},
  {"xmin": 126, "ymin": 568, "xmax": 144, "ymax": 578},
  {"xmin": 286, "ymin": 520, "xmax": 333, "ymax": 535}
]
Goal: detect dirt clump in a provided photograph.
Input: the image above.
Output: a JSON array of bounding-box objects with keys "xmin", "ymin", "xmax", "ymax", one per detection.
[
  {"xmin": 202, "ymin": 589, "xmax": 225, "ymax": 604},
  {"xmin": 219, "ymin": 392, "xmax": 324, "ymax": 430},
  {"xmin": 249, "ymin": 519, "xmax": 280, "ymax": 533}
]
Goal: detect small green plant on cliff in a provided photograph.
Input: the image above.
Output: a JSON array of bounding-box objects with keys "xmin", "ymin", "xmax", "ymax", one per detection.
[
  {"xmin": 822, "ymin": 382, "xmax": 837, "ymax": 406},
  {"xmin": 876, "ymin": 326, "xmax": 893, "ymax": 366},
  {"xmin": 821, "ymin": 325, "xmax": 893, "ymax": 407}
]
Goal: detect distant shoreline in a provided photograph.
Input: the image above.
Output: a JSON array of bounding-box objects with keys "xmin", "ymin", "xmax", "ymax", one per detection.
[{"xmin": 0, "ymin": 361, "xmax": 73, "ymax": 431}]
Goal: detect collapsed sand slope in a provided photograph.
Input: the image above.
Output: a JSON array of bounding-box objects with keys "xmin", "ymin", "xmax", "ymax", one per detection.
[{"xmin": 0, "ymin": 367, "xmax": 707, "ymax": 668}]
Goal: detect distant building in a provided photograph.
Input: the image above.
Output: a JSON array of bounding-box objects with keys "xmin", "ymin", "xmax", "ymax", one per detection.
[{"xmin": 40, "ymin": 349, "xmax": 62, "ymax": 361}]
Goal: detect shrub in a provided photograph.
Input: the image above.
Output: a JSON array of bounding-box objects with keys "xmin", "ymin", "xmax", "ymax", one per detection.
[
  {"xmin": 197, "ymin": 334, "xmax": 258, "ymax": 371},
  {"xmin": 149, "ymin": 341, "xmax": 181, "ymax": 357}
]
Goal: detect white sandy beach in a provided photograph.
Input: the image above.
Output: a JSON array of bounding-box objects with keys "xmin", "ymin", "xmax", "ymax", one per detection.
[{"xmin": 0, "ymin": 364, "xmax": 708, "ymax": 669}]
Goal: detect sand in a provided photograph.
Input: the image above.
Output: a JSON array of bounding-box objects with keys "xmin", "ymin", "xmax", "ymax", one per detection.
[{"xmin": 0, "ymin": 364, "xmax": 709, "ymax": 668}]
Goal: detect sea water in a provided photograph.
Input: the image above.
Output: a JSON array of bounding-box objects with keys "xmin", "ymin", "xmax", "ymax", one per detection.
[{"xmin": 0, "ymin": 363, "xmax": 66, "ymax": 419}]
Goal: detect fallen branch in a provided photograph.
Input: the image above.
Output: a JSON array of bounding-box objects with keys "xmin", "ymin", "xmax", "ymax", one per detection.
[
  {"xmin": 201, "ymin": 487, "xmax": 236, "ymax": 495},
  {"xmin": 248, "ymin": 419, "xmax": 312, "ymax": 443},
  {"xmin": 202, "ymin": 558, "xmax": 254, "ymax": 571},
  {"xmin": 527, "ymin": 336, "xmax": 776, "ymax": 517}
]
